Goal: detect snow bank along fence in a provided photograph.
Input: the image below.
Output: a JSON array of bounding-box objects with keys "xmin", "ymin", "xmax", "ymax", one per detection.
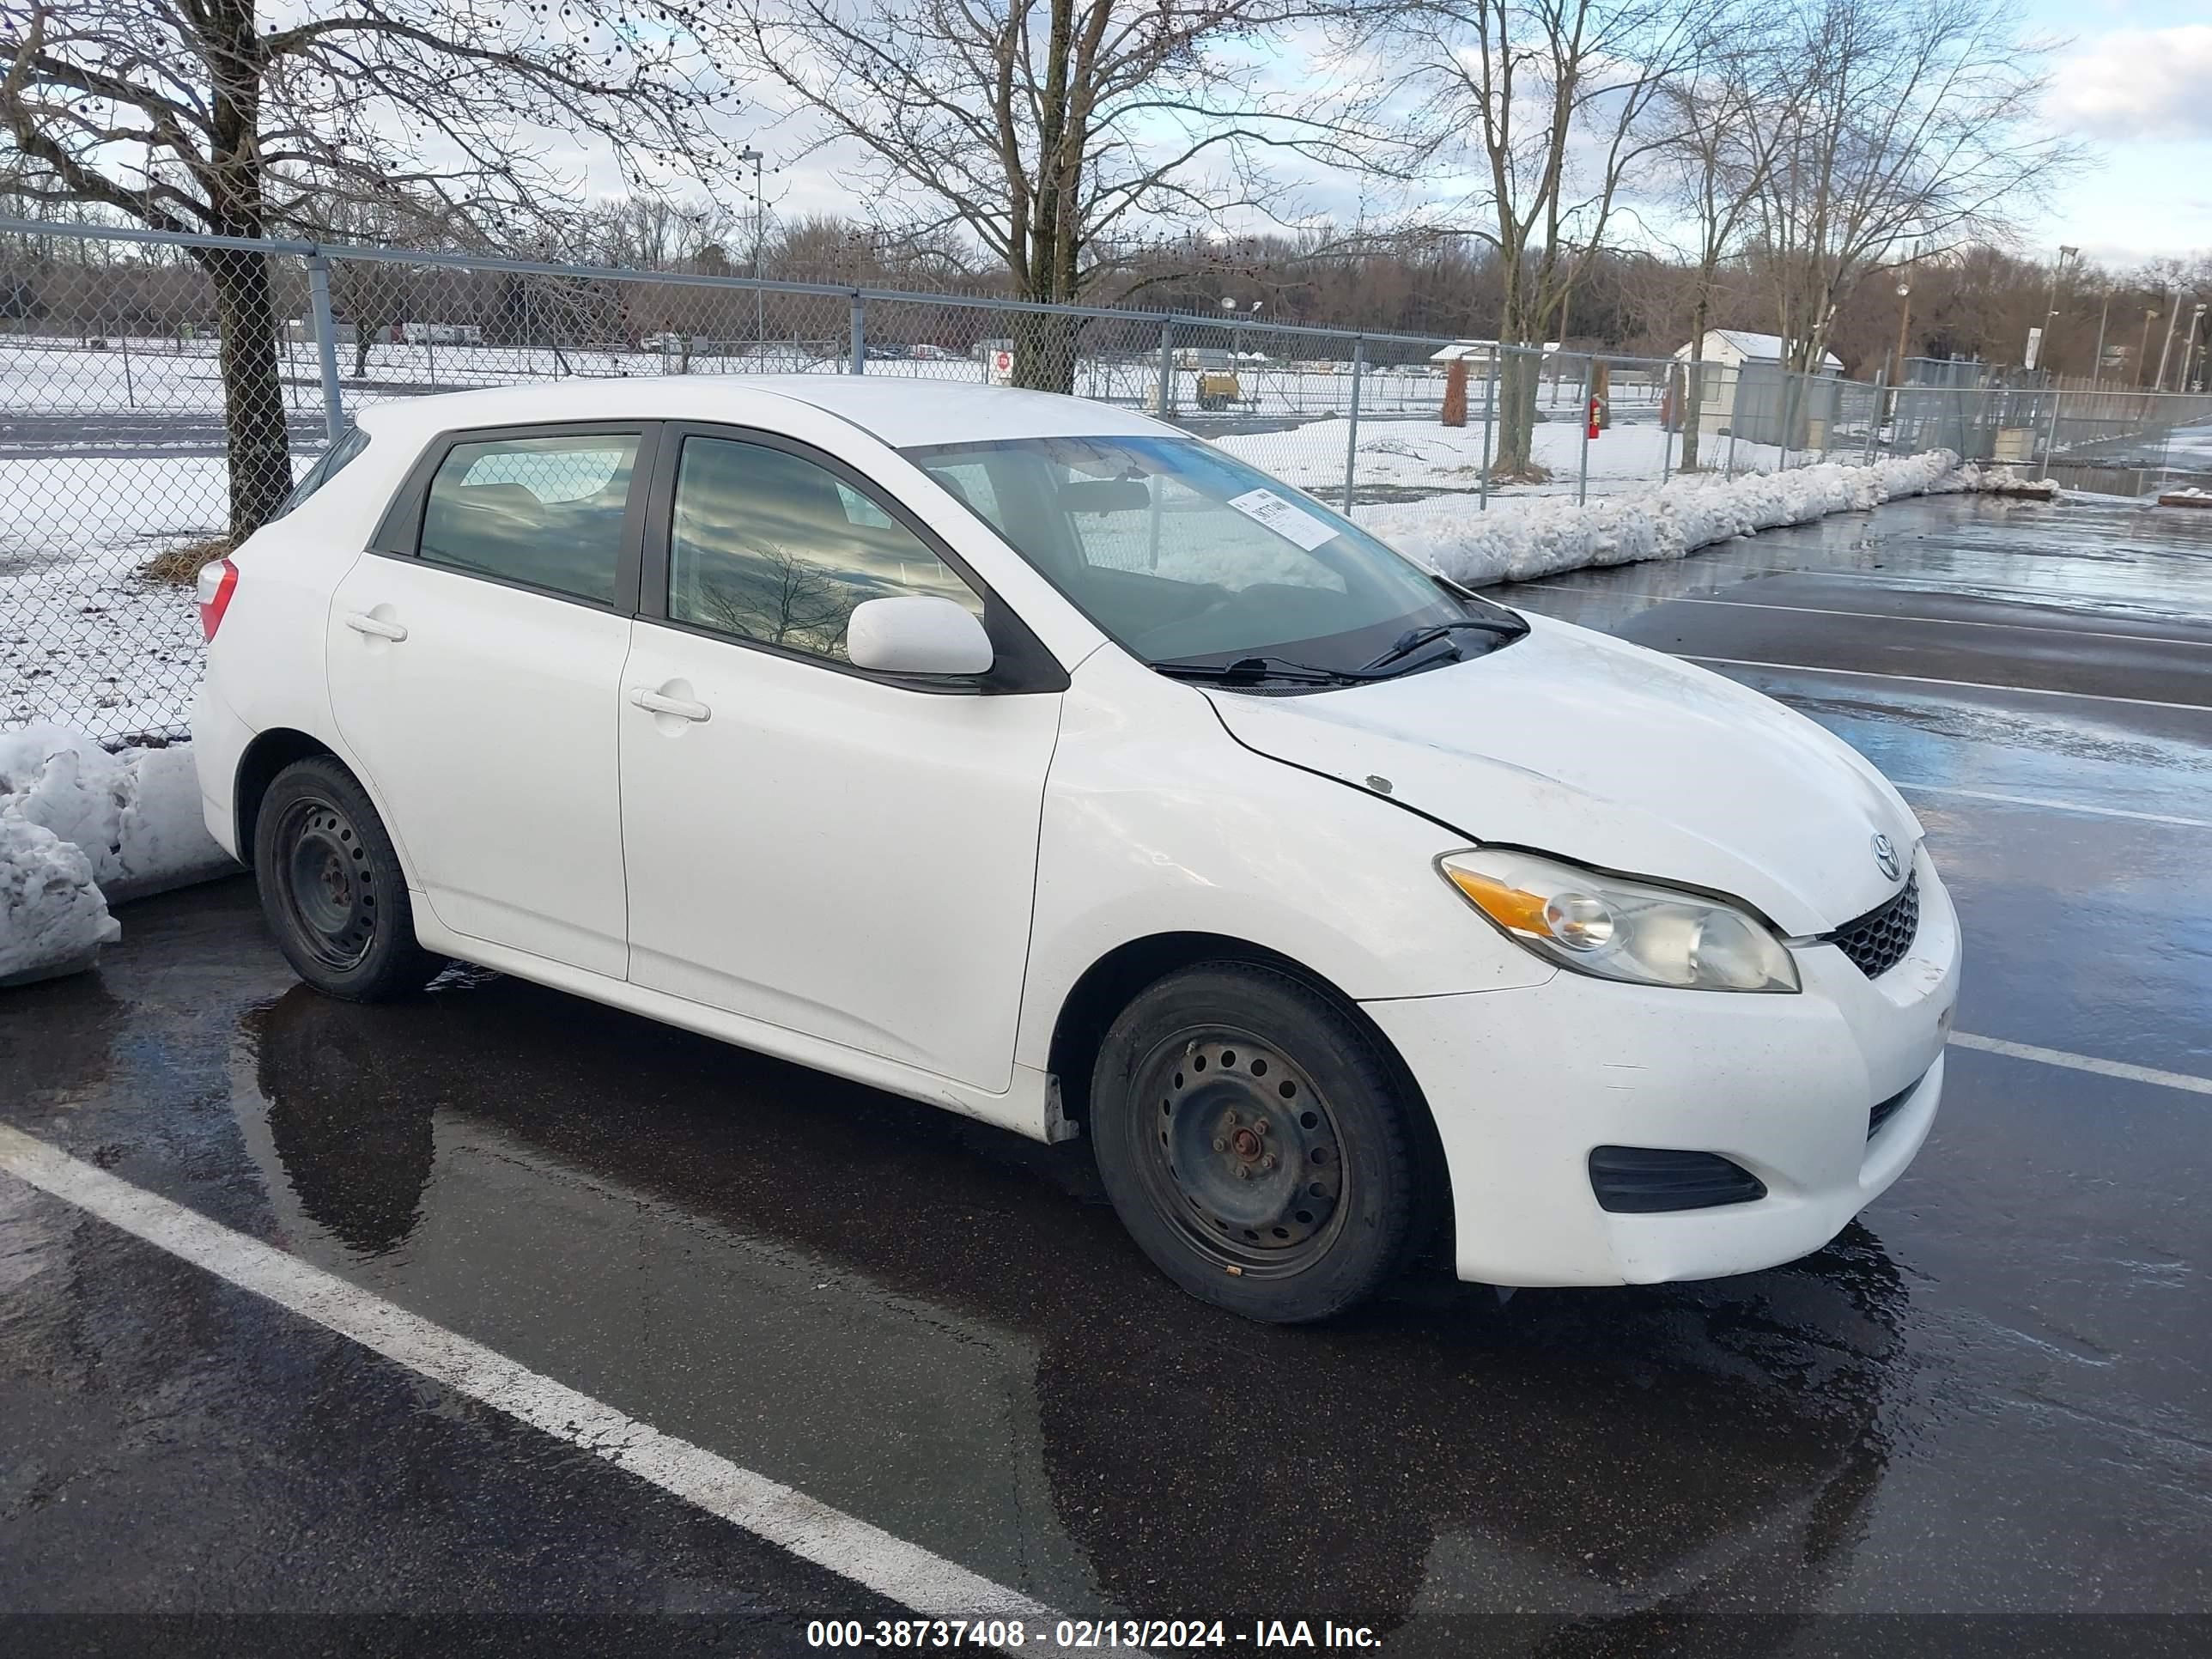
[{"xmin": 6, "ymin": 216, "xmax": 2194, "ymax": 748}]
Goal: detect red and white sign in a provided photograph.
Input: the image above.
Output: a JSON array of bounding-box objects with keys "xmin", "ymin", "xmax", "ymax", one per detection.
[{"xmin": 988, "ymin": 348, "xmax": 1015, "ymax": 384}]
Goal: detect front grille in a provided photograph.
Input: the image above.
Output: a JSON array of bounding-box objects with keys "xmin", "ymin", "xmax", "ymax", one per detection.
[
  {"xmin": 1825, "ymin": 872, "xmax": 1920, "ymax": 980},
  {"xmin": 1589, "ymin": 1147, "xmax": 1768, "ymax": 1214}
]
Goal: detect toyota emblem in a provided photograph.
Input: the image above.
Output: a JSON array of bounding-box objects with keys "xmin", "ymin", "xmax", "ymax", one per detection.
[{"xmin": 1871, "ymin": 833, "xmax": 1900, "ymax": 882}]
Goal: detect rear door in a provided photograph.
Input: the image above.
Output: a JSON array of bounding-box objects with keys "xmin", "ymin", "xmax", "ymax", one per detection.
[
  {"xmin": 617, "ymin": 425, "xmax": 1065, "ymax": 1091},
  {"xmin": 326, "ymin": 423, "xmax": 655, "ymax": 978}
]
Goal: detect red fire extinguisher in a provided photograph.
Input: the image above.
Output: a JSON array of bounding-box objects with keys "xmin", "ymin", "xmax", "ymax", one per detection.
[{"xmin": 1586, "ymin": 395, "xmax": 1602, "ymax": 440}]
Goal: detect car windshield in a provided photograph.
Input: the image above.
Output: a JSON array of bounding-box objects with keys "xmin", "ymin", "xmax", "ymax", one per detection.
[{"xmin": 900, "ymin": 434, "xmax": 1520, "ymax": 682}]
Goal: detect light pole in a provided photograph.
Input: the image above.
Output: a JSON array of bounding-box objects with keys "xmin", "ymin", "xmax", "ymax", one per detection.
[
  {"xmin": 2140, "ymin": 307, "xmax": 2162, "ymax": 386},
  {"xmin": 2154, "ymin": 287, "xmax": 2185, "ymax": 392},
  {"xmin": 2187, "ymin": 303, "xmax": 2209, "ymax": 394},
  {"xmin": 1220, "ymin": 296, "xmax": 1261, "ymax": 389},
  {"xmin": 2037, "ymin": 245, "xmax": 2077, "ymax": 376},
  {"xmin": 2090, "ymin": 289, "xmax": 2110, "ymax": 390},
  {"xmin": 738, "ymin": 147, "xmax": 765, "ymax": 357},
  {"xmin": 1887, "ymin": 275, "xmax": 1912, "ymax": 429}
]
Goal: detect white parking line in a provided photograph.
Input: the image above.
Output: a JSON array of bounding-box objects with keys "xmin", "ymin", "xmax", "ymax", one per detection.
[
  {"xmin": 1681, "ymin": 655, "xmax": 2212, "ymax": 714},
  {"xmin": 1509, "ymin": 586, "xmax": 2212, "ymax": 652},
  {"xmin": 1893, "ymin": 781, "xmax": 2212, "ymax": 830},
  {"xmin": 0, "ymin": 1123, "xmax": 1083, "ymax": 1655},
  {"xmin": 1948, "ymin": 1034, "xmax": 2212, "ymax": 1097}
]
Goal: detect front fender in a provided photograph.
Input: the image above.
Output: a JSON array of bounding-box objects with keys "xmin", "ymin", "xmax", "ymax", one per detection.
[{"xmin": 1012, "ymin": 661, "xmax": 1553, "ymax": 1075}]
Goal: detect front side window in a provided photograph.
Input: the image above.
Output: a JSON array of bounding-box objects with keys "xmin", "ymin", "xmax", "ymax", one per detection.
[
  {"xmin": 901, "ymin": 434, "xmax": 1509, "ymax": 677},
  {"xmin": 668, "ymin": 436, "xmax": 983, "ymax": 661},
  {"xmin": 417, "ymin": 432, "xmax": 640, "ymax": 605}
]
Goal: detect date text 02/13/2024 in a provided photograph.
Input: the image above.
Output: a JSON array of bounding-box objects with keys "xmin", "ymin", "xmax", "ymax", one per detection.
[{"xmin": 804, "ymin": 1619, "xmax": 1384, "ymax": 1649}]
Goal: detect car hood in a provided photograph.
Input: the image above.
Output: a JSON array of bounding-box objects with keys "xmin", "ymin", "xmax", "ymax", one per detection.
[{"xmin": 1204, "ymin": 614, "xmax": 1920, "ymax": 936}]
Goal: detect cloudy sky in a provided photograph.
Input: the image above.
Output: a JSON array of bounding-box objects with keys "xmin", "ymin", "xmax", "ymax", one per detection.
[
  {"xmin": 547, "ymin": 0, "xmax": 2212, "ymax": 271},
  {"xmin": 2024, "ymin": 0, "xmax": 2212, "ymax": 264}
]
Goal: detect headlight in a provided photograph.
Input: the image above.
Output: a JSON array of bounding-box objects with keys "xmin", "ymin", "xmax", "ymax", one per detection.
[{"xmin": 1439, "ymin": 849, "xmax": 1800, "ymax": 993}]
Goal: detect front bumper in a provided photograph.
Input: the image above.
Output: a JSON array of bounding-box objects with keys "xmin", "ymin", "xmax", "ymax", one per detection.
[{"xmin": 1364, "ymin": 848, "xmax": 1960, "ymax": 1287}]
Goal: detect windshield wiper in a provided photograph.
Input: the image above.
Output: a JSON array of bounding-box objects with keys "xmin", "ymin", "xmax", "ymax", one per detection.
[
  {"xmin": 1358, "ymin": 615, "xmax": 1529, "ymax": 674},
  {"xmin": 1152, "ymin": 655, "xmax": 1360, "ymax": 686}
]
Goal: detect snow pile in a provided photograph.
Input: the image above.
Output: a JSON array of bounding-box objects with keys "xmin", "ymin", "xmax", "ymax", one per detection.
[
  {"xmin": 0, "ymin": 728, "xmax": 234, "ymax": 985},
  {"xmin": 1354, "ymin": 449, "xmax": 1972, "ymax": 588},
  {"xmin": 0, "ymin": 814, "xmax": 119, "ymax": 988},
  {"xmin": 1, "ymin": 727, "xmax": 232, "ymax": 901}
]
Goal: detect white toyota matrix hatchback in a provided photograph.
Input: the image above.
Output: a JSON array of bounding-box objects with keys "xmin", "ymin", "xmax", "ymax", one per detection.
[{"xmin": 192, "ymin": 378, "xmax": 1960, "ymax": 1322}]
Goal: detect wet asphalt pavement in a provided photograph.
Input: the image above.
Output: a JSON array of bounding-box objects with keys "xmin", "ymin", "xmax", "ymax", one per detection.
[{"xmin": 3, "ymin": 493, "xmax": 2209, "ymax": 1655}]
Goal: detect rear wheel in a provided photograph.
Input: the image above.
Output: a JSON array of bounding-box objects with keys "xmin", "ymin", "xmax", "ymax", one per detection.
[
  {"xmin": 1091, "ymin": 962, "xmax": 1428, "ymax": 1322},
  {"xmin": 253, "ymin": 757, "xmax": 441, "ymax": 1001}
]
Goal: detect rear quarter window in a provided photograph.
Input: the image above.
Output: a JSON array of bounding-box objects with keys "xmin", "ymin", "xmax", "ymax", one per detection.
[{"xmin": 270, "ymin": 426, "xmax": 370, "ymax": 520}]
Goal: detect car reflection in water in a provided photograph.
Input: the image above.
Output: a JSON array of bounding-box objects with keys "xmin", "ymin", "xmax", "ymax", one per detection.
[{"xmin": 244, "ymin": 975, "xmax": 1904, "ymax": 1656}]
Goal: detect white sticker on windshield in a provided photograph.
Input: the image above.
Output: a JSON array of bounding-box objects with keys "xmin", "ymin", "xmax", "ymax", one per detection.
[{"xmin": 1224, "ymin": 488, "xmax": 1340, "ymax": 551}]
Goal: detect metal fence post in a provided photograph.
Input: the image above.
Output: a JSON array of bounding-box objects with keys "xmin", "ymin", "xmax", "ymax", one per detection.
[
  {"xmin": 1478, "ymin": 349, "xmax": 1499, "ymax": 510},
  {"xmin": 1342, "ymin": 335, "xmax": 1364, "ymax": 513},
  {"xmin": 848, "ymin": 292, "xmax": 866, "ymax": 374},
  {"xmin": 1158, "ymin": 320, "xmax": 1176, "ymax": 416},
  {"xmin": 305, "ymin": 251, "xmax": 346, "ymax": 442},
  {"xmin": 1863, "ymin": 368, "xmax": 1884, "ymax": 465},
  {"xmin": 1577, "ymin": 356, "xmax": 1593, "ymax": 506},
  {"xmin": 2041, "ymin": 384, "xmax": 2065, "ymax": 476}
]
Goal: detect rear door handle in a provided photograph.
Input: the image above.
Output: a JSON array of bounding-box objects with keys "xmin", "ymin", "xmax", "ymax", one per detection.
[
  {"xmin": 343, "ymin": 611, "xmax": 409, "ymax": 641},
  {"xmin": 629, "ymin": 686, "xmax": 711, "ymax": 722}
]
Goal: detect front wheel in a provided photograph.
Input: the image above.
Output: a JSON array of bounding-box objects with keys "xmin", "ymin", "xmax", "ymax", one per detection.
[
  {"xmin": 253, "ymin": 757, "xmax": 442, "ymax": 1001},
  {"xmin": 1090, "ymin": 963, "xmax": 1430, "ymax": 1322}
]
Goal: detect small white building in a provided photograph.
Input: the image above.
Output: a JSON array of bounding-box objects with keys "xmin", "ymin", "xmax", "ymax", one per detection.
[
  {"xmin": 1671, "ymin": 330, "xmax": 1844, "ymax": 446},
  {"xmin": 1674, "ymin": 329, "xmax": 1844, "ymax": 374}
]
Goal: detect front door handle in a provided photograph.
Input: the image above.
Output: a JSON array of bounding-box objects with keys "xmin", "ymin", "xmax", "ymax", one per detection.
[
  {"xmin": 343, "ymin": 611, "xmax": 409, "ymax": 641},
  {"xmin": 629, "ymin": 686, "xmax": 711, "ymax": 722}
]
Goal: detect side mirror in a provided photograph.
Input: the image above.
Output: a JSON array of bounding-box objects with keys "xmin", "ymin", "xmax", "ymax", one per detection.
[{"xmin": 846, "ymin": 595, "xmax": 994, "ymax": 677}]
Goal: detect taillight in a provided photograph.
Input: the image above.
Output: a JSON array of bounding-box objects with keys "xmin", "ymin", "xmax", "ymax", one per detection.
[{"xmin": 196, "ymin": 556, "xmax": 239, "ymax": 640}]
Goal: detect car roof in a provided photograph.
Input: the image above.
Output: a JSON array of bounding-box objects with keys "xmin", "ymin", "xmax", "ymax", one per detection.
[{"xmin": 350, "ymin": 374, "xmax": 1174, "ymax": 450}]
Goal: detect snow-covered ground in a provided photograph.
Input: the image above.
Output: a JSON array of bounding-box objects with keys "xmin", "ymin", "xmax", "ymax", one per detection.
[
  {"xmin": 0, "ymin": 332, "xmax": 1654, "ymax": 422},
  {"xmin": 2, "ymin": 456, "xmax": 222, "ymax": 735},
  {"xmin": 0, "ymin": 726, "xmax": 233, "ymax": 985},
  {"xmin": 1215, "ymin": 415, "xmax": 1801, "ymax": 501}
]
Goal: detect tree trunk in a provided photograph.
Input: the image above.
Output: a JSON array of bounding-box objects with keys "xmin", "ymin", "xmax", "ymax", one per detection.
[
  {"xmin": 1679, "ymin": 296, "xmax": 1709, "ymax": 472},
  {"xmin": 1011, "ymin": 306, "xmax": 1080, "ymax": 395},
  {"xmin": 353, "ymin": 324, "xmax": 372, "ymax": 380},
  {"xmin": 1491, "ymin": 348, "xmax": 1543, "ymax": 477},
  {"xmin": 1441, "ymin": 359, "xmax": 1468, "ymax": 427},
  {"xmin": 202, "ymin": 247, "xmax": 294, "ymax": 539}
]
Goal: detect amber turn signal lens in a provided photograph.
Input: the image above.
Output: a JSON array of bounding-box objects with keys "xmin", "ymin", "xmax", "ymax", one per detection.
[{"xmin": 1443, "ymin": 866, "xmax": 1551, "ymax": 934}]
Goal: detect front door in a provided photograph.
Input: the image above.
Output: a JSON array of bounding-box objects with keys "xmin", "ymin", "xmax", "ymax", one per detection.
[
  {"xmin": 326, "ymin": 425, "xmax": 649, "ymax": 977},
  {"xmin": 618, "ymin": 429, "xmax": 1062, "ymax": 1091}
]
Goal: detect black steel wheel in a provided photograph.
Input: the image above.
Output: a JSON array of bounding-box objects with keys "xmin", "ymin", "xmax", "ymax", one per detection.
[
  {"xmin": 1131, "ymin": 1032, "xmax": 1347, "ymax": 1278},
  {"xmin": 272, "ymin": 795, "xmax": 377, "ymax": 972},
  {"xmin": 1091, "ymin": 962, "xmax": 1430, "ymax": 1322},
  {"xmin": 254, "ymin": 757, "xmax": 441, "ymax": 1001}
]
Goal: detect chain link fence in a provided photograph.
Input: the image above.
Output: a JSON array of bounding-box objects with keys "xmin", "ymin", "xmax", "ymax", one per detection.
[{"xmin": 9, "ymin": 219, "xmax": 2211, "ymax": 744}]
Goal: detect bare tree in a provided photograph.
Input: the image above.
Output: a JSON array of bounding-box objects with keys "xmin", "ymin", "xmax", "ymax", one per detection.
[
  {"xmin": 1654, "ymin": 8, "xmax": 1802, "ymax": 471},
  {"xmin": 688, "ymin": 545, "xmax": 853, "ymax": 654},
  {"xmin": 1747, "ymin": 0, "xmax": 2079, "ymax": 377},
  {"xmin": 0, "ymin": 0, "xmax": 740, "ymax": 537},
  {"xmin": 726, "ymin": 0, "xmax": 1389, "ymax": 390},
  {"xmin": 1364, "ymin": 0, "xmax": 1703, "ymax": 478}
]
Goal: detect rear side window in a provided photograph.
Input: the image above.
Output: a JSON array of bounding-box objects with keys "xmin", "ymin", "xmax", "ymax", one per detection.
[
  {"xmin": 273, "ymin": 426, "xmax": 369, "ymax": 520},
  {"xmin": 417, "ymin": 432, "xmax": 641, "ymax": 605}
]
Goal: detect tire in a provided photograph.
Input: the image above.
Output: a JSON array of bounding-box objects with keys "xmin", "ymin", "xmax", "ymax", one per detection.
[
  {"xmin": 1090, "ymin": 961, "xmax": 1429, "ymax": 1322},
  {"xmin": 252, "ymin": 757, "xmax": 442, "ymax": 1001}
]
